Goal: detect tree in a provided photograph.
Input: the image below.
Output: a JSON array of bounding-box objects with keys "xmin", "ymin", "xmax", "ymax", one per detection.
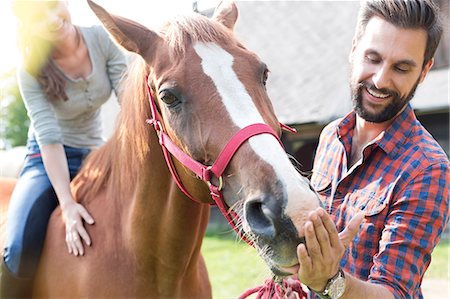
[{"xmin": 0, "ymin": 69, "xmax": 29, "ymax": 149}]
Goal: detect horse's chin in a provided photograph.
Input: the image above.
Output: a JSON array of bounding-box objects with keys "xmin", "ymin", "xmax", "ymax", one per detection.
[
  {"xmin": 252, "ymin": 234, "xmax": 305, "ymax": 277},
  {"xmin": 271, "ymin": 263, "xmax": 300, "ymax": 277}
]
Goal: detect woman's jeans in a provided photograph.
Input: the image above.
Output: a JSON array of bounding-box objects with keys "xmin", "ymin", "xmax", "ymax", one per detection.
[{"xmin": 3, "ymin": 139, "xmax": 90, "ymax": 278}]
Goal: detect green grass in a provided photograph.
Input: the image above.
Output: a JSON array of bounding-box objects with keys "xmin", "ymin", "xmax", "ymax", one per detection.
[
  {"xmin": 0, "ymin": 234, "xmax": 446, "ymax": 298},
  {"xmin": 201, "ymin": 234, "xmax": 269, "ymax": 299},
  {"xmin": 202, "ymin": 235, "xmax": 450, "ymax": 298},
  {"xmin": 424, "ymin": 239, "xmax": 450, "ymax": 279}
]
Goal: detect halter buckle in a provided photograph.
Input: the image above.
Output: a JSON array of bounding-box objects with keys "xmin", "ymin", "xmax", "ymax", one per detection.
[{"xmin": 205, "ymin": 166, "xmax": 223, "ymax": 191}]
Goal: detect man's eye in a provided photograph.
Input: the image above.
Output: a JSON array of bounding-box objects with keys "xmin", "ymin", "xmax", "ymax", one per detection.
[
  {"xmin": 262, "ymin": 68, "xmax": 269, "ymax": 86},
  {"xmin": 395, "ymin": 65, "xmax": 410, "ymax": 73},
  {"xmin": 365, "ymin": 55, "xmax": 380, "ymax": 63}
]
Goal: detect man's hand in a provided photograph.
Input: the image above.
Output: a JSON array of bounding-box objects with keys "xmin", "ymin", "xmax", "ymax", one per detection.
[{"xmin": 296, "ymin": 208, "xmax": 364, "ymax": 292}]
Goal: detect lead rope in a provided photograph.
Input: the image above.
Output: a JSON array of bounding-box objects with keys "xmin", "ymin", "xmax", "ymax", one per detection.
[{"xmin": 239, "ymin": 277, "xmax": 307, "ymax": 299}]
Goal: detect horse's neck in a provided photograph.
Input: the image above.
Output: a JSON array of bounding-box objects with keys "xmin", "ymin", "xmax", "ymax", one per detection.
[{"xmin": 127, "ymin": 137, "xmax": 211, "ymax": 283}]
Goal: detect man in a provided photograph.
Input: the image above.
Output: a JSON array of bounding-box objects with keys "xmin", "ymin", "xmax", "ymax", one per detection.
[{"xmin": 295, "ymin": 1, "xmax": 449, "ymax": 298}]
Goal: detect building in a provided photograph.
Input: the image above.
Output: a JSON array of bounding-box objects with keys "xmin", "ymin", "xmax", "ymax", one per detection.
[{"xmin": 208, "ymin": 1, "xmax": 450, "ymax": 171}]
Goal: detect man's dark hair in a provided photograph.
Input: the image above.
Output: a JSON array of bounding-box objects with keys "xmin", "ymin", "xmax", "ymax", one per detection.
[{"xmin": 355, "ymin": 0, "xmax": 443, "ymax": 68}]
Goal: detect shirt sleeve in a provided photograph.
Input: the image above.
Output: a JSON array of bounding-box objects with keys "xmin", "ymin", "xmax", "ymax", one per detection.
[
  {"xmin": 96, "ymin": 26, "xmax": 128, "ymax": 98},
  {"xmin": 17, "ymin": 67, "xmax": 63, "ymax": 147},
  {"xmin": 369, "ymin": 161, "xmax": 450, "ymax": 298}
]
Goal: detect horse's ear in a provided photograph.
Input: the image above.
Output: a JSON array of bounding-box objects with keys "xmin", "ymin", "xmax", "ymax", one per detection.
[
  {"xmin": 212, "ymin": 1, "xmax": 238, "ymax": 31},
  {"xmin": 87, "ymin": 0, "xmax": 162, "ymax": 60}
]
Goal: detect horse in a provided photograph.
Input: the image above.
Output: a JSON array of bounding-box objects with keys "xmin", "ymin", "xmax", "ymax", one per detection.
[
  {"xmin": 0, "ymin": 1, "xmax": 321, "ymax": 297},
  {"xmin": 0, "ymin": 146, "xmax": 26, "ymax": 178},
  {"xmin": 0, "ymin": 177, "xmax": 17, "ymax": 251}
]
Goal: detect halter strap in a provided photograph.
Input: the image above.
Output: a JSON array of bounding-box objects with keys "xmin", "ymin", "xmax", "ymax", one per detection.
[
  {"xmin": 210, "ymin": 123, "xmax": 281, "ymax": 178},
  {"xmin": 144, "ymin": 78, "xmax": 292, "ymax": 246}
]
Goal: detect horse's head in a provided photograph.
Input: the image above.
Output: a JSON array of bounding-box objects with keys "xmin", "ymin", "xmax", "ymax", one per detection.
[{"xmin": 88, "ymin": 0, "xmax": 320, "ymax": 276}]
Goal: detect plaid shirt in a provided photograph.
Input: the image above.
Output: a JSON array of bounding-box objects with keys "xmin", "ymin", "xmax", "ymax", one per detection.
[{"xmin": 310, "ymin": 104, "xmax": 449, "ymax": 299}]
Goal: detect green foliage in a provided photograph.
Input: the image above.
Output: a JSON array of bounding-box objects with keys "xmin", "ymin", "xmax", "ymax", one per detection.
[{"xmin": 0, "ymin": 69, "xmax": 29, "ymax": 149}]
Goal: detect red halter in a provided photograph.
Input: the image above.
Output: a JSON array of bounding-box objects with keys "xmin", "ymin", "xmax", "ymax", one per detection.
[
  {"xmin": 145, "ymin": 80, "xmax": 307, "ymax": 299},
  {"xmin": 145, "ymin": 81, "xmax": 287, "ymax": 245}
]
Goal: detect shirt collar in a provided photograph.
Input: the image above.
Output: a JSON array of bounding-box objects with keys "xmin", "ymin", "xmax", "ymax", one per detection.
[
  {"xmin": 376, "ymin": 103, "xmax": 416, "ymax": 159},
  {"xmin": 336, "ymin": 104, "xmax": 416, "ymax": 159}
]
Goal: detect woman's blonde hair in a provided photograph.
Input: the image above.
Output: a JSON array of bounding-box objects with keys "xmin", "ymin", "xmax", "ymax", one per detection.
[{"xmin": 12, "ymin": 0, "xmax": 80, "ymax": 102}]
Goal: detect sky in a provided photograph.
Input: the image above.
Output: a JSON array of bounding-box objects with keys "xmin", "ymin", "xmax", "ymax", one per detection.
[{"xmin": 0, "ymin": 0, "xmax": 219, "ymax": 74}]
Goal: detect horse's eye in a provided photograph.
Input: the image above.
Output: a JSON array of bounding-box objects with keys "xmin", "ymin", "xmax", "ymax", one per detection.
[
  {"xmin": 159, "ymin": 90, "xmax": 180, "ymax": 107},
  {"xmin": 262, "ymin": 68, "xmax": 269, "ymax": 86}
]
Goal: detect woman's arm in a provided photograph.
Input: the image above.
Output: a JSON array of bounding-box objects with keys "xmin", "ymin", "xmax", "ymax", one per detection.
[{"xmin": 41, "ymin": 143, "xmax": 95, "ymax": 256}]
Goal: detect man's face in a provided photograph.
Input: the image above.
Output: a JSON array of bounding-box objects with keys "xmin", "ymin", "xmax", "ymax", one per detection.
[{"xmin": 349, "ymin": 16, "xmax": 433, "ymax": 123}]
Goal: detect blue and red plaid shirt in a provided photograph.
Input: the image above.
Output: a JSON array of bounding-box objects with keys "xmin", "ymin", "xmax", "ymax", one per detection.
[{"xmin": 310, "ymin": 104, "xmax": 449, "ymax": 299}]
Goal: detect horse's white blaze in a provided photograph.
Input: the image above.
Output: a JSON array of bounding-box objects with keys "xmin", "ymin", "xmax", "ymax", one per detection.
[{"xmin": 194, "ymin": 42, "xmax": 316, "ymax": 216}]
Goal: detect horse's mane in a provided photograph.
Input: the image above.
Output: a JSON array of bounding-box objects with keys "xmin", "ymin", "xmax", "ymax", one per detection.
[
  {"xmin": 72, "ymin": 13, "xmax": 236, "ymax": 203},
  {"xmin": 72, "ymin": 57, "xmax": 151, "ymax": 202}
]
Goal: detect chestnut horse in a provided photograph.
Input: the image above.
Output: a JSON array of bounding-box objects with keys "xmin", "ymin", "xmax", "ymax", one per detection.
[{"xmin": 1, "ymin": 1, "xmax": 320, "ymax": 297}]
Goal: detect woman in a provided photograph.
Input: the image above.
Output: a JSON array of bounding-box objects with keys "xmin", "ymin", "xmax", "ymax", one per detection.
[{"xmin": 1, "ymin": 1, "xmax": 127, "ymax": 297}]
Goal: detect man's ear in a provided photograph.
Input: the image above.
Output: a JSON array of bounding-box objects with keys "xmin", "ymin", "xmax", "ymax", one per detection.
[
  {"xmin": 419, "ymin": 58, "xmax": 434, "ymax": 83},
  {"xmin": 349, "ymin": 36, "xmax": 358, "ymax": 63}
]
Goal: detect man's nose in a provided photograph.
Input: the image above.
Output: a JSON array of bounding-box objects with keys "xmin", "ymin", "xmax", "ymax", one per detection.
[{"xmin": 372, "ymin": 65, "xmax": 391, "ymax": 90}]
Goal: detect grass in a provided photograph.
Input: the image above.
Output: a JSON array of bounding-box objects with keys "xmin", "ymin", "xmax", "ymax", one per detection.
[
  {"xmin": 202, "ymin": 234, "xmax": 450, "ymax": 299},
  {"xmin": 424, "ymin": 239, "xmax": 450, "ymax": 279},
  {"xmin": 0, "ymin": 233, "xmax": 446, "ymax": 298},
  {"xmin": 201, "ymin": 234, "xmax": 269, "ymax": 299}
]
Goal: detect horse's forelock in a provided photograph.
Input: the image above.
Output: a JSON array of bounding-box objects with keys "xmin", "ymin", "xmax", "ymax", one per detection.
[{"xmin": 160, "ymin": 13, "xmax": 236, "ymax": 58}]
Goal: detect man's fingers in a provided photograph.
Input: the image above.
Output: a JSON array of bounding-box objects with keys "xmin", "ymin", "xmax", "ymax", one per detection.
[
  {"xmin": 297, "ymin": 243, "xmax": 312, "ymax": 273},
  {"xmin": 338, "ymin": 212, "xmax": 365, "ymax": 247},
  {"xmin": 317, "ymin": 208, "xmax": 340, "ymax": 248},
  {"xmin": 310, "ymin": 211, "xmax": 332, "ymax": 258},
  {"xmin": 304, "ymin": 220, "xmax": 323, "ymax": 260}
]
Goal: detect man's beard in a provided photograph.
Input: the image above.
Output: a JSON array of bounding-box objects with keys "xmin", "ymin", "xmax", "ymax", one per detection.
[{"xmin": 351, "ymin": 78, "xmax": 420, "ymax": 123}]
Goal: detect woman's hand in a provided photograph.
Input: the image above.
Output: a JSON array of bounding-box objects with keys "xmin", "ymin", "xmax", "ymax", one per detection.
[{"xmin": 61, "ymin": 200, "xmax": 95, "ymax": 256}]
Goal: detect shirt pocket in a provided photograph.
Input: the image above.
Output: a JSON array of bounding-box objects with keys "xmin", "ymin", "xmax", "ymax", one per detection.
[
  {"xmin": 344, "ymin": 189, "xmax": 391, "ymax": 278},
  {"xmin": 347, "ymin": 189, "xmax": 390, "ymax": 216},
  {"xmin": 311, "ymin": 171, "xmax": 332, "ymax": 195}
]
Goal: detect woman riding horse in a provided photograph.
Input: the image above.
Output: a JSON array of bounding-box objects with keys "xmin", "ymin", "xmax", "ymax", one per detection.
[
  {"xmin": 1, "ymin": 1, "xmax": 127, "ymax": 297},
  {"xmin": 1, "ymin": 1, "xmax": 321, "ymax": 297}
]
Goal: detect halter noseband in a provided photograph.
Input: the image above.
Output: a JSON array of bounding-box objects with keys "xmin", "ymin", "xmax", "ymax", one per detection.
[
  {"xmin": 145, "ymin": 79, "xmax": 308, "ymax": 299},
  {"xmin": 145, "ymin": 79, "xmax": 293, "ymax": 246}
]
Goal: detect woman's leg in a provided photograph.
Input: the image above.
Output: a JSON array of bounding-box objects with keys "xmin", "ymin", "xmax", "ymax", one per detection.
[
  {"xmin": 1, "ymin": 151, "xmax": 57, "ymax": 298},
  {"xmin": 3, "ymin": 167, "xmax": 58, "ymax": 278},
  {"xmin": 1, "ymin": 142, "xmax": 89, "ymax": 297}
]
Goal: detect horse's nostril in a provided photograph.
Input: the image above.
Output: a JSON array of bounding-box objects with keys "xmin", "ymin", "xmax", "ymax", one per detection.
[{"xmin": 244, "ymin": 198, "xmax": 277, "ymax": 240}]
